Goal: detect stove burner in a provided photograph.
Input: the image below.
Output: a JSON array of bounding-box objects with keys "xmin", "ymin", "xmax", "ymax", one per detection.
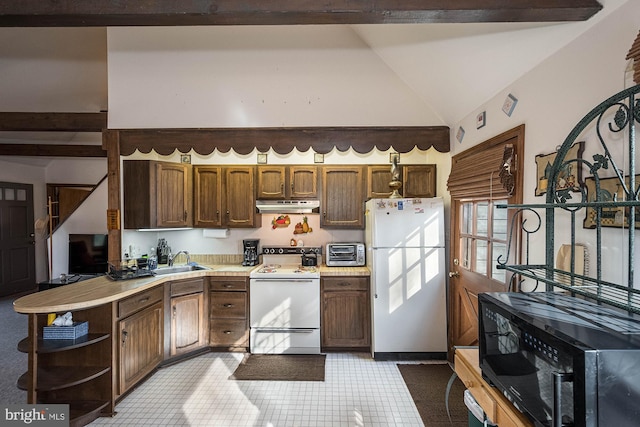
[
  {"xmin": 294, "ymin": 266, "xmax": 317, "ymax": 274},
  {"xmin": 257, "ymin": 264, "xmax": 281, "ymax": 273}
]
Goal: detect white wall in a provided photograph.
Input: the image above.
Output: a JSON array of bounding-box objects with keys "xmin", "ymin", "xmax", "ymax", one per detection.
[
  {"xmin": 451, "ymin": 1, "xmax": 640, "ymax": 288},
  {"xmin": 106, "ymin": 25, "xmax": 443, "ymax": 128}
]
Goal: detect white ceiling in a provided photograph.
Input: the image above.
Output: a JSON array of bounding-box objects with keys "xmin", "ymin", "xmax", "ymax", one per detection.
[{"xmin": 0, "ymin": 0, "xmax": 628, "ymax": 162}]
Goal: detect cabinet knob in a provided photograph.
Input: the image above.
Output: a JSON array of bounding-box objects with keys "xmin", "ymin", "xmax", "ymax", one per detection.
[
  {"xmin": 121, "ymin": 330, "xmax": 128, "ymax": 346},
  {"xmin": 223, "ymin": 330, "xmax": 232, "ymax": 335},
  {"xmin": 223, "ymin": 303, "xmax": 234, "ymax": 308}
]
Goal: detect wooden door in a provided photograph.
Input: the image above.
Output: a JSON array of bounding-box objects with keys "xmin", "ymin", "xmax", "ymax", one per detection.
[
  {"xmin": 171, "ymin": 292, "xmax": 205, "ymax": 356},
  {"xmin": 156, "ymin": 162, "xmax": 192, "ymax": 227},
  {"xmin": 289, "ymin": 166, "xmax": 317, "ymax": 198},
  {"xmin": 0, "ymin": 182, "xmax": 35, "ymax": 296},
  {"xmin": 118, "ymin": 301, "xmax": 163, "ymax": 394},
  {"xmin": 367, "ymin": 165, "xmax": 393, "ymax": 198},
  {"xmin": 321, "ymin": 166, "xmax": 365, "ymax": 228},
  {"xmin": 403, "ymin": 165, "xmax": 436, "ymax": 198},
  {"xmin": 194, "ymin": 166, "xmax": 223, "ymax": 227},
  {"xmin": 224, "ymin": 166, "xmax": 256, "ymax": 227},
  {"xmin": 256, "ymin": 166, "xmax": 286, "ymax": 199},
  {"xmin": 448, "ymin": 126, "xmax": 524, "ymax": 361}
]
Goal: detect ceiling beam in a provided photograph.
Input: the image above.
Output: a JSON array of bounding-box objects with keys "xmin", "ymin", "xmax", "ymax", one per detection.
[
  {"xmin": 0, "ymin": 112, "xmax": 107, "ymax": 132},
  {"xmin": 0, "ymin": 0, "xmax": 603, "ymax": 26},
  {"xmin": 0, "ymin": 144, "xmax": 106, "ymax": 157}
]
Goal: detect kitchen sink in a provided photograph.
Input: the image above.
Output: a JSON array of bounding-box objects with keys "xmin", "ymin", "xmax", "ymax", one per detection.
[{"xmin": 153, "ymin": 264, "xmax": 210, "ymax": 276}]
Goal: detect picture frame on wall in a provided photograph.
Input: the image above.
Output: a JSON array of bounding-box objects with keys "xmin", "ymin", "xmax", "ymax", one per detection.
[
  {"xmin": 476, "ymin": 111, "xmax": 486, "ymax": 129},
  {"xmin": 456, "ymin": 127, "xmax": 465, "ymax": 143},
  {"xmin": 583, "ymin": 174, "xmax": 640, "ymax": 229},
  {"xmin": 502, "ymin": 93, "xmax": 518, "ymax": 117},
  {"xmin": 534, "ymin": 141, "xmax": 585, "ymax": 196}
]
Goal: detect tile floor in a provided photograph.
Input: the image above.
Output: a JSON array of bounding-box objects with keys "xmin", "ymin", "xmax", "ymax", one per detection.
[{"xmin": 91, "ymin": 352, "xmax": 439, "ymax": 426}]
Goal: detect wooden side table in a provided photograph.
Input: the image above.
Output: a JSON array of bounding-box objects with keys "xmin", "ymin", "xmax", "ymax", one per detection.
[{"xmin": 455, "ymin": 347, "xmax": 534, "ymax": 427}]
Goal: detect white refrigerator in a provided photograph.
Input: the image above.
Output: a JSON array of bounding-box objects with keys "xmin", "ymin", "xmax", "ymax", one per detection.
[{"xmin": 365, "ymin": 197, "xmax": 447, "ymax": 358}]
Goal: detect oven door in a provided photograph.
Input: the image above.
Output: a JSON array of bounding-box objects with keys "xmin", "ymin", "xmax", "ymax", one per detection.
[{"xmin": 249, "ymin": 278, "xmax": 320, "ymax": 354}]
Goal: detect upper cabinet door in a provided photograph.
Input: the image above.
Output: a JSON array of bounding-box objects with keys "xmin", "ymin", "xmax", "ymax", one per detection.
[
  {"xmin": 193, "ymin": 165, "xmax": 223, "ymax": 228},
  {"xmin": 321, "ymin": 166, "xmax": 365, "ymax": 228},
  {"xmin": 403, "ymin": 165, "xmax": 436, "ymax": 198},
  {"xmin": 156, "ymin": 162, "xmax": 192, "ymax": 228},
  {"xmin": 256, "ymin": 166, "xmax": 286, "ymax": 199},
  {"xmin": 289, "ymin": 166, "xmax": 318, "ymax": 199},
  {"xmin": 225, "ymin": 166, "xmax": 257, "ymax": 228},
  {"xmin": 367, "ymin": 165, "xmax": 393, "ymax": 199}
]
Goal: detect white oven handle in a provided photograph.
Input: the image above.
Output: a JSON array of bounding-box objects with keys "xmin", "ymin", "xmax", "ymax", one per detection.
[{"xmin": 254, "ymin": 328, "xmax": 316, "ymax": 333}]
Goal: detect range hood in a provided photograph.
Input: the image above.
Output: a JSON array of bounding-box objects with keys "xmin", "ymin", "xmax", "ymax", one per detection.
[{"xmin": 256, "ymin": 200, "xmax": 320, "ymax": 214}]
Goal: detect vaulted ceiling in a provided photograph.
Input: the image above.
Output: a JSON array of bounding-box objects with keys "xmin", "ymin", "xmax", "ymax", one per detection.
[{"xmin": 0, "ymin": 0, "xmax": 628, "ymax": 164}]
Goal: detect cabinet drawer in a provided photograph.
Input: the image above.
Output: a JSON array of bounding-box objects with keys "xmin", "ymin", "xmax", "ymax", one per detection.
[
  {"xmin": 118, "ymin": 287, "xmax": 163, "ymax": 319},
  {"xmin": 455, "ymin": 357, "xmax": 497, "ymax": 421},
  {"xmin": 170, "ymin": 278, "xmax": 204, "ymax": 297},
  {"xmin": 210, "ymin": 292, "xmax": 247, "ymax": 318},
  {"xmin": 210, "ymin": 319, "xmax": 248, "ymax": 346},
  {"xmin": 210, "ymin": 279, "xmax": 247, "ymax": 291},
  {"xmin": 322, "ymin": 276, "xmax": 369, "ymax": 291}
]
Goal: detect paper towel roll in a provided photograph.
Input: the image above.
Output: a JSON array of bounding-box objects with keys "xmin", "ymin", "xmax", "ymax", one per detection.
[{"xmin": 202, "ymin": 229, "xmax": 230, "ymax": 238}]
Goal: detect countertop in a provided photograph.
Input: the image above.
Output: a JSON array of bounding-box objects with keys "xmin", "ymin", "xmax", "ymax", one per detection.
[{"xmin": 14, "ymin": 263, "xmax": 370, "ymax": 314}]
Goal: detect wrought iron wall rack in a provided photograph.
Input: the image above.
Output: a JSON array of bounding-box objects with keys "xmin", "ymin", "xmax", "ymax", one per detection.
[{"xmin": 497, "ymin": 84, "xmax": 640, "ymax": 314}]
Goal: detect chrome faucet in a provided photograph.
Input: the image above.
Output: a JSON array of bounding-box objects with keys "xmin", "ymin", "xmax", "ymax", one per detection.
[{"xmin": 168, "ymin": 250, "xmax": 191, "ymax": 267}]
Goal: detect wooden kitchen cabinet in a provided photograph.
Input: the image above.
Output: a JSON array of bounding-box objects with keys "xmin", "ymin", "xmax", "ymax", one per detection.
[
  {"xmin": 321, "ymin": 166, "xmax": 365, "ymax": 228},
  {"xmin": 17, "ymin": 305, "xmax": 113, "ymax": 426},
  {"xmin": 117, "ymin": 287, "xmax": 163, "ymax": 395},
  {"xmin": 193, "ymin": 165, "xmax": 223, "ymax": 228},
  {"xmin": 209, "ymin": 277, "xmax": 249, "ymax": 350},
  {"xmin": 257, "ymin": 165, "xmax": 318, "ymax": 199},
  {"xmin": 455, "ymin": 348, "xmax": 533, "ymax": 427},
  {"xmin": 224, "ymin": 166, "xmax": 259, "ymax": 228},
  {"xmin": 402, "ymin": 164, "xmax": 436, "ymax": 198},
  {"xmin": 367, "ymin": 165, "xmax": 394, "ymax": 198},
  {"xmin": 123, "ymin": 160, "xmax": 193, "ymax": 229},
  {"xmin": 367, "ymin": 164, "xmax": 437, "ymax": 198},
  {"xmin": 168, "ymin": 278, "xmax": 206, "ymax": 357},
  {"xmin": 321, "ymin": 276, "xmax": 370, "ymax": 350}
]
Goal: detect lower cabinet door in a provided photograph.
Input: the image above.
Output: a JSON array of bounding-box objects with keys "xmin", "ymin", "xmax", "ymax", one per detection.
[
  {"xmin": 171, "ymin": 292, "xmax": 205, "ymax": 356},
  {"xmin": 119, "ymin": 301, "xmax": 163, "ymax": 394}
]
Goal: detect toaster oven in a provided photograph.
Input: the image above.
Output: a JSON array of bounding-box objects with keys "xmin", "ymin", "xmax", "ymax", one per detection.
[{"xmin": 326, "ymin": 243, "xmax": 365, "ymax": 267}]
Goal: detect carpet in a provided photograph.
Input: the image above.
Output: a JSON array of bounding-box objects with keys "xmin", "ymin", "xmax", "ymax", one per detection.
[
  {"xmin": 398, "ymin": 363, "xmax": 468, "ymax": 427},
  {"xmin": 0, "ymin": 296, "xmax": 28, "ymax": 404},
  {"xmin": 229, "ymin": 354, "xmax": 325, "ymax": 381}
]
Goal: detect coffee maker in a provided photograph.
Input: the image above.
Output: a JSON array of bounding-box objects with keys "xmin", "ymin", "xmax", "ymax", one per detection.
[{"xmin": 242, "ymin": 239, "xmax": 260, "ymax": 266}]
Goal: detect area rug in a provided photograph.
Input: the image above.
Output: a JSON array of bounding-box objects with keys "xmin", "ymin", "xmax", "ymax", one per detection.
[
  {"xmin": 398, "ymin": 363, "xmax": 468, "ymax": 427},
  {"xmin": 229, "ymin": 354, "xmax": 325, "ymax": 381}
]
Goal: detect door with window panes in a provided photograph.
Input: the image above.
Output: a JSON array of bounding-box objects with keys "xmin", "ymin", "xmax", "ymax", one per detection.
[{"xmin": 447, "ymin": 126, "xmax": 524, "ymax": 360}]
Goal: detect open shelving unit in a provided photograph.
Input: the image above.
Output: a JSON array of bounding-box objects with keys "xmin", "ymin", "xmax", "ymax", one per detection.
[
  {"xmin": 17, "ymin": 304, "xmax": 115, "ymax": 427},
  {"xmin": 497, "ymin": 84, "xmax": 640, "ymax": 314}
]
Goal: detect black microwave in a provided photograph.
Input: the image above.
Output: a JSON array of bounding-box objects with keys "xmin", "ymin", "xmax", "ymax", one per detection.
[{"xmin": 478, "ymin": 292, "xmax": 640, "ymax": 427}]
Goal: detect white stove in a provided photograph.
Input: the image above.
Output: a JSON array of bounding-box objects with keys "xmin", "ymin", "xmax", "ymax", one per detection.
[{"xmin": 249, "ymin": 246, "xmax": 322, "ymax": 354}]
